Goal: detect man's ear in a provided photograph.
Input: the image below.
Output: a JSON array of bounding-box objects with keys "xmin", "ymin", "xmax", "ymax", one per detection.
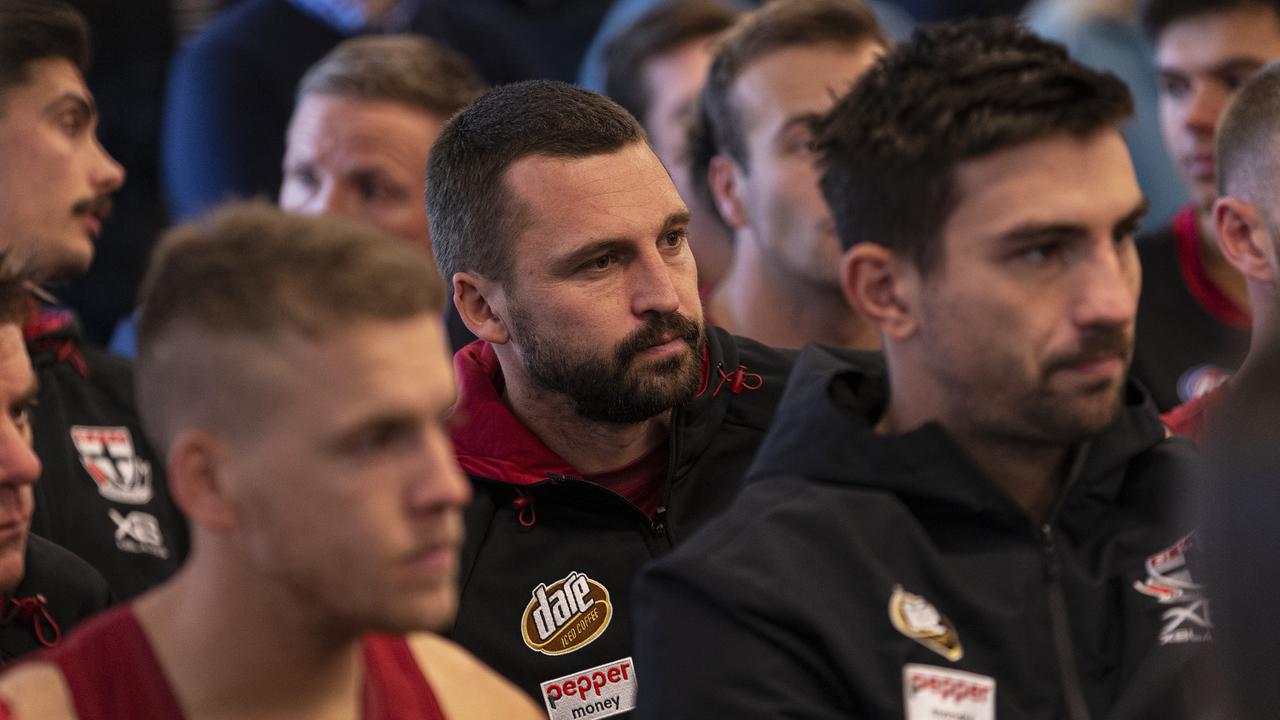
[
  {"xmin": 841, "ymin": 243, "xmax": 919, "ymax": 342},
  {"xmin": 1215, "ymin": 196, "xmax": 1274, "ymax": 283},
  {"xmin": 167, "ymin": 429, "xmax": 237, "ymax": 533},
  {"xmin": 707, "ymin": 155, "xmax": 750, "ymax": 231},
  {"xmin": 454, "ymin": 271, "xmax": 511, "ymax": 344}
]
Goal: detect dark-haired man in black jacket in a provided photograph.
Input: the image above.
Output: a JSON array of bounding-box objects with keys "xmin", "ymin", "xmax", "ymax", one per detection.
[
  {"xmin": 635, "ymin": 19, "xmax": 1208, "ymax": 719},
  {"xmin": 426, "ymin": 78, "xmax": 795, "ymax": 715}
]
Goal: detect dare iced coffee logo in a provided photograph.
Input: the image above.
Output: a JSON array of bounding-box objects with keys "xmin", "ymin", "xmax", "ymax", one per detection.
[{"xmin": 521, "ymin": 571, "xmax": 612, "ymax": 655}]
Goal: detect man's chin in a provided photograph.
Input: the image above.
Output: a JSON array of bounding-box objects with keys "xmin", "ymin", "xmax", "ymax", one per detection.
[
  {"xmin": 0, "ymin": 549, "xmax": 26, "ymax": 595},
  {"xmin": 1056, "ymin": 389, "xmax": 1125, "ymax": 439}
]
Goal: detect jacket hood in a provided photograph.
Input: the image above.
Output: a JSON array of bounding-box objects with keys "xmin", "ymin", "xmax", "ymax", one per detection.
[
  {"xmin": 23, "ymin": 290, "xmax": 89, "ymax": 378},
  {"xmin": 450, "ymin": 341, "xmax": 579, "ymax": 485},
  {"xmin": 747, "ymin": 344, "xmax": 1173, "ymax": 528},
  {"xmin": 451, "ymin": 327, "xmax": 780, "ymax": 486}
]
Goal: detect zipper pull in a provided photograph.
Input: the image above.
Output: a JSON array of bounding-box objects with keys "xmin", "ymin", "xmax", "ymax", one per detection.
[
  {"xmin": 1041, "ymin": 524, "xmax": 1061, "ymax": 580},
  {"xmin": 650, "ymin": 506, "xmax": 668, "ymax": 536}
]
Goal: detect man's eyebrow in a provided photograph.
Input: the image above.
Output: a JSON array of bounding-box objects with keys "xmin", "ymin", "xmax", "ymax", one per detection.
[
  {"xmin": 777, "ymin": 112, "xmax": 824, "ymax": 139},
  {"xmin": 550, "ymin": 211, "xmax": 691, "ymax": 274},
  {"xmin": 998, "ymin": 222, "xmax": 1088, "ymax": 245},
  {"xmin": 44, "ymin": 91, "xmax": 96, "ymax": 119},
  {"xmin": 551, "ymin": 238, "xmax": 631, "ymax": 274},
  {"xmin": 663, "ymin": 210, "xmax": 692, "ymax": 230},
  {"xmin": 16, "ymin": 377, "xmax": 38, "ymax": 407},
  {"xmin": 1159, "ymin": 57, "xmax": 1264, "ymax": 78},
  {"xmin": 996, "ymin": 199, "xmax": 1149, "ymax": 246},
  {"xmin": 1113, "ymin": 199, "xmax": 1149, "ymax": 238}
]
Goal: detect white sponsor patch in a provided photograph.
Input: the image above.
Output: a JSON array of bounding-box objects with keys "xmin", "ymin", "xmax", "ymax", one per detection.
[
  {"xmin": 903, "ymin": 664, "xmax": 995, "ymax": 720},
  {"xmin": 108, "ymin": 509, "xmax": 169, "ymax": 558},
  {"xmin": 539, "ymin": 657, "xmax": 636, "ymax": 720},
  {"xmin": 70, "ymin": 425, "xmax": 153, "ymax": 504},
  {"xmin": 1133, "ymin": 533, "xmax": 1213, "ymax": 645}
]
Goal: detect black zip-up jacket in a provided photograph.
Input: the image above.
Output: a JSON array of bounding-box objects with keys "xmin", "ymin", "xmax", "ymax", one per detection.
[
  {"xmin": 446, "ymin": 328, "xmax": 794, "ymax": 713},
  {"xmin": 25, "ymin": 295, "xmax": 188, "ymax": 600},
  {"xmin": 0, "ymin": 534, "xmax": 112, "ymax": 664},
  {"xmin": 634, "ymin": 345, "xmax": 1208, "ymax": 719}
]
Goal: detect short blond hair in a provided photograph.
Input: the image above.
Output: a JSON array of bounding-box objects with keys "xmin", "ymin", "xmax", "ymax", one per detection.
[{"xmin": 136, "ymin": 202, "xmax": 445, "ymax": 451}]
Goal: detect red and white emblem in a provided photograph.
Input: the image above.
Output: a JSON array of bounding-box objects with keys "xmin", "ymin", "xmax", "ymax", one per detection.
[
  {"xmin": 1133, "ymin": 533, "xmax": 1212, "ymax": 645},
  {"xmin": 70, "ymin": 426, "xmax": 153, "ymax": 505}
]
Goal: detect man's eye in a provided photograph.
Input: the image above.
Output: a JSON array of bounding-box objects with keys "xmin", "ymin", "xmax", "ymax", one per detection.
[
  {"xmin": 355, "ymin": 176, "xmax": 404, "ymax": 203},
  {"xmin": 1159, "ymin": 75, "xmax": 1189, "ymax": 99},
  {"xmin": 9, "ymin": 400, "xmax": 34, "ymax": 431},
  {"xmin": 661, "ymin": 229, "xmax": 687, "ymax": 249},
  {"xmin": 57, "ymin": 113, "xmax": 86, "ymax": 136},
  {"xmin": 1020, "ymin": 242, "xmax": 1066, "ymax": 265},
  {"xmin": 1224, "ymin": 72, "xmax": 1255, "ymax": 92},
  {"xmin": 355, "ymin": 177, "xmax": 385, "ymax": 201},
  {"xmin": 349, "ymin": 421, "xmax": 409, "ymax": 455},
  {"xmin": 287, "ymin": 167, "xmax": 318, "ymax": 188},
  {"xmin": 590, "ymin": 254, "xmax": 617, "ymax": 271}
]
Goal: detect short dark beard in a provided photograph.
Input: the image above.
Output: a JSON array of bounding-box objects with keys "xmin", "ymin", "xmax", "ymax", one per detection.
[{"xmin": 509, "ymin": 307, "xmax": 705, "ymax": 424}]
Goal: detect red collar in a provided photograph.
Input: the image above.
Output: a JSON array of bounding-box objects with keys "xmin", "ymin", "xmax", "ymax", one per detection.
[
  {"xmin": 1173, "ymin": 205, "xmax": 1250, "ymax": 329},
  {"xmin": 450, "ymin": 339, "xmax": 716, "ymax": 485},
  {"xmin": 450, "ymin": 341, "xmax": 580, "ymax": 485}
]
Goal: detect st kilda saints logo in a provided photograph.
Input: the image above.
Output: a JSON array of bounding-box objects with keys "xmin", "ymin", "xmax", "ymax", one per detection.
[
  {"xmin": 70, "ymin": 426, "xmax": 153, "ymax": 505},
  {"xmin": 521, "ymin": 571, "xmax": 612, "ymax": 656},
  {"xmin": 889, "ymin": 585, "xmax": 964, "ymax": 662}
]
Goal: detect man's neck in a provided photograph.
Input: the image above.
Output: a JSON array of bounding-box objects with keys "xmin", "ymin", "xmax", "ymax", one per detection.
[
  {"xmin": 1198, "ymin": 207, "xmax": 1250, "ymax": 313},
  {"xmin": 951, "ymin": 431, "xmax": 1072, "ymax": 525},
  {"xmin": 134, "ymin": 560, "xmax": 365, "ymax": 720},
  {"xmin": 879, "ymin": 369, "xmax": 1071, "ymax": 525},
  {"xmin": 503, "ymin": 379, "xmax": 671, "ymax": 476},
  {"xmin": 708, "ymin": 234, "xmax": 879, "ymax": 350}
]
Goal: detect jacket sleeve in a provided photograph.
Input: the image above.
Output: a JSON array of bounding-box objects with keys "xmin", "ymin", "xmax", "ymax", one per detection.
[{"xmin": 632, "ymin": 558, "xmax": 855, "ymax": 719}]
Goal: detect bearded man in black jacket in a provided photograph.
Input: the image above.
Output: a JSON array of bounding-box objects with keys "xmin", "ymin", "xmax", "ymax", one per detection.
[
  {"xmin": 426, "ymin": 79, "xmax": 794, "ymax": 715},
  {"xmin": 635, "ymin": 19, "xmax": 1209, "ymax": 720}
]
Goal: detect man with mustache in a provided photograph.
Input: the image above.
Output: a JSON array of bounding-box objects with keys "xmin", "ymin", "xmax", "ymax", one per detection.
[
  {"xmin": 694, "ymin": 0, "xmax": 886, "ymax": 350},
  {"xmin": 634, "ymin": 20, "xmax": 1206, "ymax": 717},
  {"xmin": 1131, "ymin": 0, "xmax": 1280, "ymax": 412},
  {"xmin": 0, "ymin": 0, "xmax": 186, "ymax": 598},
  {"xmin": 425, "ymin": 79, "xmax": 794, "ymax": 714},
  {"xmin": 0, "ymin": 203, "xmax": 541, "ymax": 719}
]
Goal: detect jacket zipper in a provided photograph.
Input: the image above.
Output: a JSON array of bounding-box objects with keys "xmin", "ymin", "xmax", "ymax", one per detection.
[
  {"xmin": 1041, "ymin": 524, "xmax": 1092, "ymax": 720},
  {"xmin": 1040, "ymin": 444, "xmax": 1093, "ymax": 720}
]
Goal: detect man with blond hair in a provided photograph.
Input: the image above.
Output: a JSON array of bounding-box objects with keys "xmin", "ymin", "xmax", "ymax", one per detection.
[{"xmin": 0, "ymin": 204, "xmax": 539, "ymax": 719}]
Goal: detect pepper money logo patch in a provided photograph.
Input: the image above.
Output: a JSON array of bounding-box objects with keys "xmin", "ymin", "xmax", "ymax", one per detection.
[
  {"xmin": 522, "ymin": 571, "xmax": 612, "ymax": 655},
  {"xmin": 70, "ymin": 426, "xmax": 153, "ymax": 504},
  {"xmin": 889, "ymin": 585, "xmax": 964, "ymax": 661},
  {"xmin": 540, "ymin": 657, "xmax": 636, "ymax": 720},
  {"xmin": 903, "ymin": 664, "xmax": 995, "ymax": 720}
]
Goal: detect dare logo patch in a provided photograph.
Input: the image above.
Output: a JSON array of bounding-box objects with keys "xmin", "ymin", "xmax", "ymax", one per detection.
[
  {"xmin": 889, "ymin": 585, "xmax": 964, "ymax": 662},
  {"xmin": 521, "ymin": 571, "xmax": 612, "ymax": 655}
]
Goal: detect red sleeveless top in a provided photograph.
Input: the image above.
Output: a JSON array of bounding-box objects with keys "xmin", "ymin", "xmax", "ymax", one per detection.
[{"xmin": 0, "ymin": 606, "xmax": 446, "ymax": 720}]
